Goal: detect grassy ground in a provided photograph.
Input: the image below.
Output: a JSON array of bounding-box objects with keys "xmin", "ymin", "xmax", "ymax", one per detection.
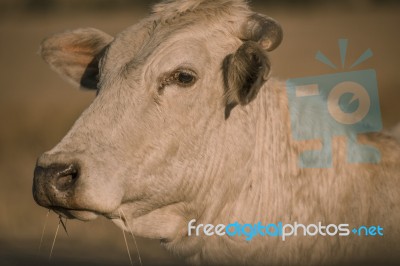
[{"xmin": 0, "ymin": 2, "xmax": 399, "ymax": 265}]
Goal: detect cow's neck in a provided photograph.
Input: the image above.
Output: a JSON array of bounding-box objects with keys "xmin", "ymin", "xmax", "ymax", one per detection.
[
  {"xmin": 196, "ymin": 78, "xmax": 297, "ymax": 225},
  {"xmin": 227, "ymin": 78, "xmax": 296, "ymax": 223}
]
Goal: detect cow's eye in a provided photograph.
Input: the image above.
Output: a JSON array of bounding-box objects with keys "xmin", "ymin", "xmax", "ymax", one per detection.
[
  {"xmin": 176, "ymin": 72, "xmax": 194, "ymax": 84},
  {"xmin": 159, "ymin": 69, "xmax": 197, "ymax": 92},
  {"xmin": 173, "ymin": 69, "xmax": 197, "ymax": 87}
]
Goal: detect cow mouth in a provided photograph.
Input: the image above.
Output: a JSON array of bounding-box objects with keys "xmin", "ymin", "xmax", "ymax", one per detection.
[{"xmin": 51, "ymin": 206, "xmax": 100, "ymax": 221}]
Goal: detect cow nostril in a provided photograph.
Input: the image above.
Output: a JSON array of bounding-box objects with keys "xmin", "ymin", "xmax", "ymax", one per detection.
[{"xmin": 55, "ymin": 164, "xmax": 79, "ymax": 191}]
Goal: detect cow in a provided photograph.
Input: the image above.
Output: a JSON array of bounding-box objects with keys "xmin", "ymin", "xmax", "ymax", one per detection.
[{"xmin": 33, "ymin": 0, "xmax": 400, "ymax": 265}]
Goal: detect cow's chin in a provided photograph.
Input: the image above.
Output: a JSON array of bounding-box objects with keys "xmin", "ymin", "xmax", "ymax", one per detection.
[
  {"xmin": 109, "ymin": 204, "xmax": 187, "ymax": 243},
  {"xmin": 53, "ymin": 207, "xmax": 99, "ymax": 221}
]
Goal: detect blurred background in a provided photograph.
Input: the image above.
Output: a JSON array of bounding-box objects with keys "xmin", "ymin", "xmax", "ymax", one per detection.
[{"xmin": 0, "ymin": 0, "xmax": 399, "ymax": 265}]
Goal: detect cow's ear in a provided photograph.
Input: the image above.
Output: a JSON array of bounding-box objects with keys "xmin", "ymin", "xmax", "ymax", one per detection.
[
  {"xmin": 40, "ymin": 28, "xmax": 113, "ymax": 90},
  {"xmin": 222, "ymin": 41, "xmax": 270, "ymax": 107}
]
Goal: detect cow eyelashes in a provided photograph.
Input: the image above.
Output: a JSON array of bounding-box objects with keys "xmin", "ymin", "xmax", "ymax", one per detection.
[{"xmin": 159, "ymin": 69, "xmax": 197, "ymax": 91}]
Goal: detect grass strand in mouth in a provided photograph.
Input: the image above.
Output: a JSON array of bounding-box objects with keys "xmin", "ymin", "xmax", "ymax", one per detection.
[
  {"xmin": 38, "ymin": 209, "xmax": 50, "ymax": 254},
  {"xmin": 60, "ymin": 216, "xmax": 69, "ymax": 236},
  {"xmin": 49, "ymin": 216, "xmax": 61, "ymax": 260},
  {"xmin": 120, "ymin": 210, "xmax": 133, "ymax": 266},
  {"xmin": 121, "ymin": 209, "xmax": 143, "ymax": 266}
]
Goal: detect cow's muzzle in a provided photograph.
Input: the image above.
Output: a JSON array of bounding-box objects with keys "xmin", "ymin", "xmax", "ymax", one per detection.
[{"xmin": 32, "ymin": 162, "xmax": 80, "ymax": 210}]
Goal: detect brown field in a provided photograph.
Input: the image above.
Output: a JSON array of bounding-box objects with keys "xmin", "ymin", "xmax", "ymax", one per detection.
[{"xmin": 1, "ymin": 2, "xmax": 399, "ymax": 265}]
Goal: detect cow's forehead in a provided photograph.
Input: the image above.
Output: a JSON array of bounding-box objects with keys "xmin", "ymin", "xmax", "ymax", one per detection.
[{"xmin": 102, "ymin": 2, "xmax": 249, "ymax": 75}]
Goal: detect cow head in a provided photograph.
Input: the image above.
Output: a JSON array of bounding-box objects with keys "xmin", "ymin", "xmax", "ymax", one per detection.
[{"xmin": 33, "ymin": 0, "xmax": 282, "ymax": 248}]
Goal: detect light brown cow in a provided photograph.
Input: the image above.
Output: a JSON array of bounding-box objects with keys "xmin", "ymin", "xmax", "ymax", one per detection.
[{"xmin": 33, "ymin": 0, "xmax": 400, "ymax": 265}]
